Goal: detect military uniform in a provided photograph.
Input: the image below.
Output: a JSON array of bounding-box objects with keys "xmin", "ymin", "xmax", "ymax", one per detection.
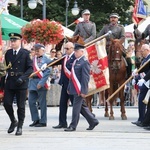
[
  {"xmin": 136, "ymin": 54, "xmax": 150, "ymax": 123},
  {"xmin": 28, "ymin": 44, "xmax": 51, "ymax": 127},
  {"xmin": 98, "ymin": 23, "xmax": 125, "ymax": 48},
  {"xmin": 3, "ymin": 33, "xmax": 33, "ymax": 135},
  {"xmin": 73, "ymin": 21, "xmax": 96, "ymax": 44},
  {"xmin": 65, "ymin": 44, "xmax": 99, "ymax": 131}
]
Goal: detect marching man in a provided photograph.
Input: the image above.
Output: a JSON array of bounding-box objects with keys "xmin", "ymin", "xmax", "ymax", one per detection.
[{"xmin": 64, "ymin": 43, "xmax": 99, "ymax": 132}]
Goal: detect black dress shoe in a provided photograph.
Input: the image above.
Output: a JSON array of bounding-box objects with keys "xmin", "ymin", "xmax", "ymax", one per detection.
[
  {"xmin": 143, "ymin": 126, "xmax": 150, "ymax": 130},
  {"xmin": 131, "ymin": 121, "xmax": 141, "ymax": 125},
  {"xmin": 53, "ymin": 124, "xmax": 67, "ymax": 129},
  {"xmin": 86, "ymin": 121, "xmax": 99, "ymax": 130},
  {"xmin": 34, "ymin": 123, "xmax": 47, "ymax": 127},
  {"xmin": 15, "ymin": 127, "xmax": 22, "ymax": 136},
  {"xmin": 64, "ymin": 126, "xmax": 76, "ymax": 132},
  {"xmin": 136, "ymin": 122, "xmax": 149, "ymax": 127},
  {"xmin": 29, "ymin": 120, "xmax": 39, "ymax": 127},
  {"xmin": 8, "ymin": 121, "xmax": 18, "ymax": 133}
]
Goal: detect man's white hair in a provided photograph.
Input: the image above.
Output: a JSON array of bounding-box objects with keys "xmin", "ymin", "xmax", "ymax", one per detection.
[{"xmin": 141, "ymin": 44, "xmax": 150, "ymax": 51}]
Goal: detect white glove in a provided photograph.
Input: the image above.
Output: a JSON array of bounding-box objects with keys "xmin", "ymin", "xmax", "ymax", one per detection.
[
  {"xmin": 137, "ymin": 78, "xmax": 145, "ymax": 86},
  {"xmin": 132, "ymin": 79, "xmax": 136, "ymax": 85},
  {"xmin": 41, "ymin": 63, "xmax": 47, "ymax": 71},
  {"xmin": 132, "ymin": 68, "xmax": 138, "ymax": 77}
]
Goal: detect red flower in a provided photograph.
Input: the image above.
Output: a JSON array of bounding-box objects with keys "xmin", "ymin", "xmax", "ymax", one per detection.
[{"xmin": 21, "ymin": 19, "xmax": 64, "ymax": 45}]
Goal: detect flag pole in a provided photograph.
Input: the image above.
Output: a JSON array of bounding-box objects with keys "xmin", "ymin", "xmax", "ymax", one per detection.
[
  {"xmin": 29, "ymin": 55, "xmax": 66, "ymax": 78},
  {"xmin": 84, "ymin": 31, "xmax": 112, "ymax": 47},
  {"xmin": 67, "ymin": 22, "xmax": 75, "ymax": 28},
  {"xmin": 106, "ymin": 59, "xmax": 150, "ymax": 102}
]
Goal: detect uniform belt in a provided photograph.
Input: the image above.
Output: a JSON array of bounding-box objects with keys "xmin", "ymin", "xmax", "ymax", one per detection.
[{"xmin": 8, "ymin": 72, "xmax": 23, "ymax": 76}]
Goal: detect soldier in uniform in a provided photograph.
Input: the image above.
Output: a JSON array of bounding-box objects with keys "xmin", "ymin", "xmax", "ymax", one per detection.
[
  {"xmin": 73, "ymin": 9, "xmax": 96, "ymax": 44},
  {"xmin": 98, "ymin": 13, "xmax": 125, "ymax": 49},
  {"xmin": 28, "ymin": 44, "xmax": 51, "ymax": 127},
  {"xmin": 98, "ymin": 13, "xmax": 132, "ymax": 78},
  {"xmin": 131, "ymin": 44, "xmax": 150, "ymax": 126},
  {"xmin": 64, "ymin": 43, "xmax": 99, "ymax": 132},
  {"xmin": 3, "ymin": 33, "xmax": 33, "ymax": 136}
]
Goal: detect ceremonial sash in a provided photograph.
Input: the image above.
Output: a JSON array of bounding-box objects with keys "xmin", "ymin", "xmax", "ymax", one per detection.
[
  {"xmin": 63, "ymin": 56, "xmax": 71, "ymax": 79},
  {"xmin": 71, "ymin": 59, "xmax": 81, "ymax": 95},
  {"xmin": 33, "ymin": 56, "xmax": 50, "ymax": 89}
]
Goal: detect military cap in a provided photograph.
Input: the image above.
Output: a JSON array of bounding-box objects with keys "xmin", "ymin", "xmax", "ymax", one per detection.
[
  {"xmin": 34, "ymin": 43, "xmax": 45, "ymax": 50},
  {"xmin": 74, "ymin": 43, "xmax": 85, "ymax": 51},
  {"xmin": 109, "ymin": 13, "xmax": 119, "ymax": 18},
  {"xmin": 8, "ymin": 33, "xmax": 22, "ymax": 41},
  {"xmin": 82, "ymin": 9, "xmax": 90, "ymax": 15}
]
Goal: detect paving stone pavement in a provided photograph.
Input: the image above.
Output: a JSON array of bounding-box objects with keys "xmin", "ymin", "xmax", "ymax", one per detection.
[{"xmin": 0, "ymin": 104, "xmax": 149, "ymax": 150}]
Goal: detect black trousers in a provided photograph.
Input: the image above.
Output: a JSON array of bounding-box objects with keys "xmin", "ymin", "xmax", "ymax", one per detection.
[
  {"xmin": 3, "ymin": 89, "xmax": 27, "ymax": 127},
  {"xmin": 59, "ymin": 84, "xmax": 74, "ymax": 126}
]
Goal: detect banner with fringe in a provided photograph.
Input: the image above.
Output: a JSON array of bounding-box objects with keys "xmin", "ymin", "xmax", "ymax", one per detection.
[{"xmin": 85, "ymin": 38, "xmax": 110, "ymax": 96}]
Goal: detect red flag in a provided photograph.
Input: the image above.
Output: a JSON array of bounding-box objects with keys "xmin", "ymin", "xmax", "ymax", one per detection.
[
  {"xmin": 74, "ymin": 17, "xmax": 84, "ymax": 24},
  {"xmin": 132, "ymin": 0, "xmax": 146, "ymax": 24},
  {"xmin": 85, "ymin": 39, "xmax": 110, "ymax": 96}
]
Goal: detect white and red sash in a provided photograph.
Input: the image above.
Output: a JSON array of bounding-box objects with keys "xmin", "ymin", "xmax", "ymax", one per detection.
[
  {"xmin": 71, "ymin": 59, "xmax": 81, "ymax": 95},
  {"xmin": 63, "ymin": 55, "xmax": 71, "ymax": 79},
  {"xmin": 33, "ymin": 56, "xmax": 50, "ymax": 89}
]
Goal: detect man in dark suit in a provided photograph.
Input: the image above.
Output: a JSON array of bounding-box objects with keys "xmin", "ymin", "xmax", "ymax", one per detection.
[
  {"xmin": 64, "ymin": 43, "xmax": 99, "ymax": 132},
  {"xmin": 52, "ymin": 42, "xmax": 76, "ymax": 129},
  {"xmin": 131, "ymin": 44, "xmax": 150, "ymax": 126},
  {"xmin": 3, "ymin": 33, "xmax": 33, "ymax": 136}
]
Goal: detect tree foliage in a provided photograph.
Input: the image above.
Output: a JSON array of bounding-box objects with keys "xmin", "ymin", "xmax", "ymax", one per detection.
[{"xmin": 8, "ymin": 0, "xmax": 134, "ymax": 32}]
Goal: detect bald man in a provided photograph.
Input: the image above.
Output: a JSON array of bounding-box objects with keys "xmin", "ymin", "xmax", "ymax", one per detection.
[{"xmin": 53, "ymin": 42, "xmax": 76, "ymax": 129}]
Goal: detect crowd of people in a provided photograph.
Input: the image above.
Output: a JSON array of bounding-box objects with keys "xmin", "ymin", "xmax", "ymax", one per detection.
[{"xmin": 0, "ymin": 9, "xmax": 150, "ymax": 136}]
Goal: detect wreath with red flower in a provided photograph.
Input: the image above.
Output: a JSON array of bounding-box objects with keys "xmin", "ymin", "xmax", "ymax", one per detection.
[{"xmin": 21, "ymin": 19, "xmax": 64, "ymax": 45}]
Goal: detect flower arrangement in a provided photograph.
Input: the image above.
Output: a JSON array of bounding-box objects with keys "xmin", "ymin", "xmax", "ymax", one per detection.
[{"xmin": 21, "ymin": 19, "xmax": 64, "ymax": 45}]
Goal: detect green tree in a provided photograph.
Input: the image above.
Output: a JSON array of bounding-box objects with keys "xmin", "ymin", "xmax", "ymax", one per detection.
[{"xmin": 8, "ymin": 0, "xmax": 134, "ymax": 32}]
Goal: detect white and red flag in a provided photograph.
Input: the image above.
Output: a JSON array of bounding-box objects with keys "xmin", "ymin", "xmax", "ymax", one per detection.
[
  {"xmin": 74, "ymin": 17, "xmax": 84, "ymax": 24},
  {"xmin": 132, "ymin": 0, "xmax": 146, "ymax": 24},
  {"xmin": 85, "ymin": 38, "xmax": 110, "ymax": 96},
  {"xmin": 67, "ymin": 17, "xmax": 84, "ymax": 28}
]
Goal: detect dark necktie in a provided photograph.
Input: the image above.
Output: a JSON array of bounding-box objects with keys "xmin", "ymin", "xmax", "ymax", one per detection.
[{"xmin": 14, "ymin": 50, "xmax": 17, "ymax": 56}]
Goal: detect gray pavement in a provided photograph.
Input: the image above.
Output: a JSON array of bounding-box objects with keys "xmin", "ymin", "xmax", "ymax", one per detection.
[{"xmin": 0, "ymin": 104, "xmax": 149, "ymax": 150}]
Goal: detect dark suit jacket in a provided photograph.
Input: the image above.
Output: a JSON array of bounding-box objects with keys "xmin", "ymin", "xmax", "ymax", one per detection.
[
  {"xmin": 5, "ymin": 48, "xmax": 33, "ymax": 90},
  {"xmin": 58, "ymin": 54, "xmax": 76, "ymax": 86},
  {"xmin": 139, "ymin": 54, "xmax": 150, "ymax": 81},
  {"xmin": 68, "ymin": 56, "xmax": 90, "ymax": 95}
]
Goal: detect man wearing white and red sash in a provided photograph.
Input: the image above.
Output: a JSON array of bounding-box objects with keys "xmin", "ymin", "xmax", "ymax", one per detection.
[
  {"xmin": 64, "ymin": 43, "xmax": 99, "ymax": 132},
  {"xmin": 53, "ymin": 42, "xmax": 76, "ymax": 129},
  {"xmin": 28, "ymin": 44, "xmax": 51, "ymax": 127}
]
